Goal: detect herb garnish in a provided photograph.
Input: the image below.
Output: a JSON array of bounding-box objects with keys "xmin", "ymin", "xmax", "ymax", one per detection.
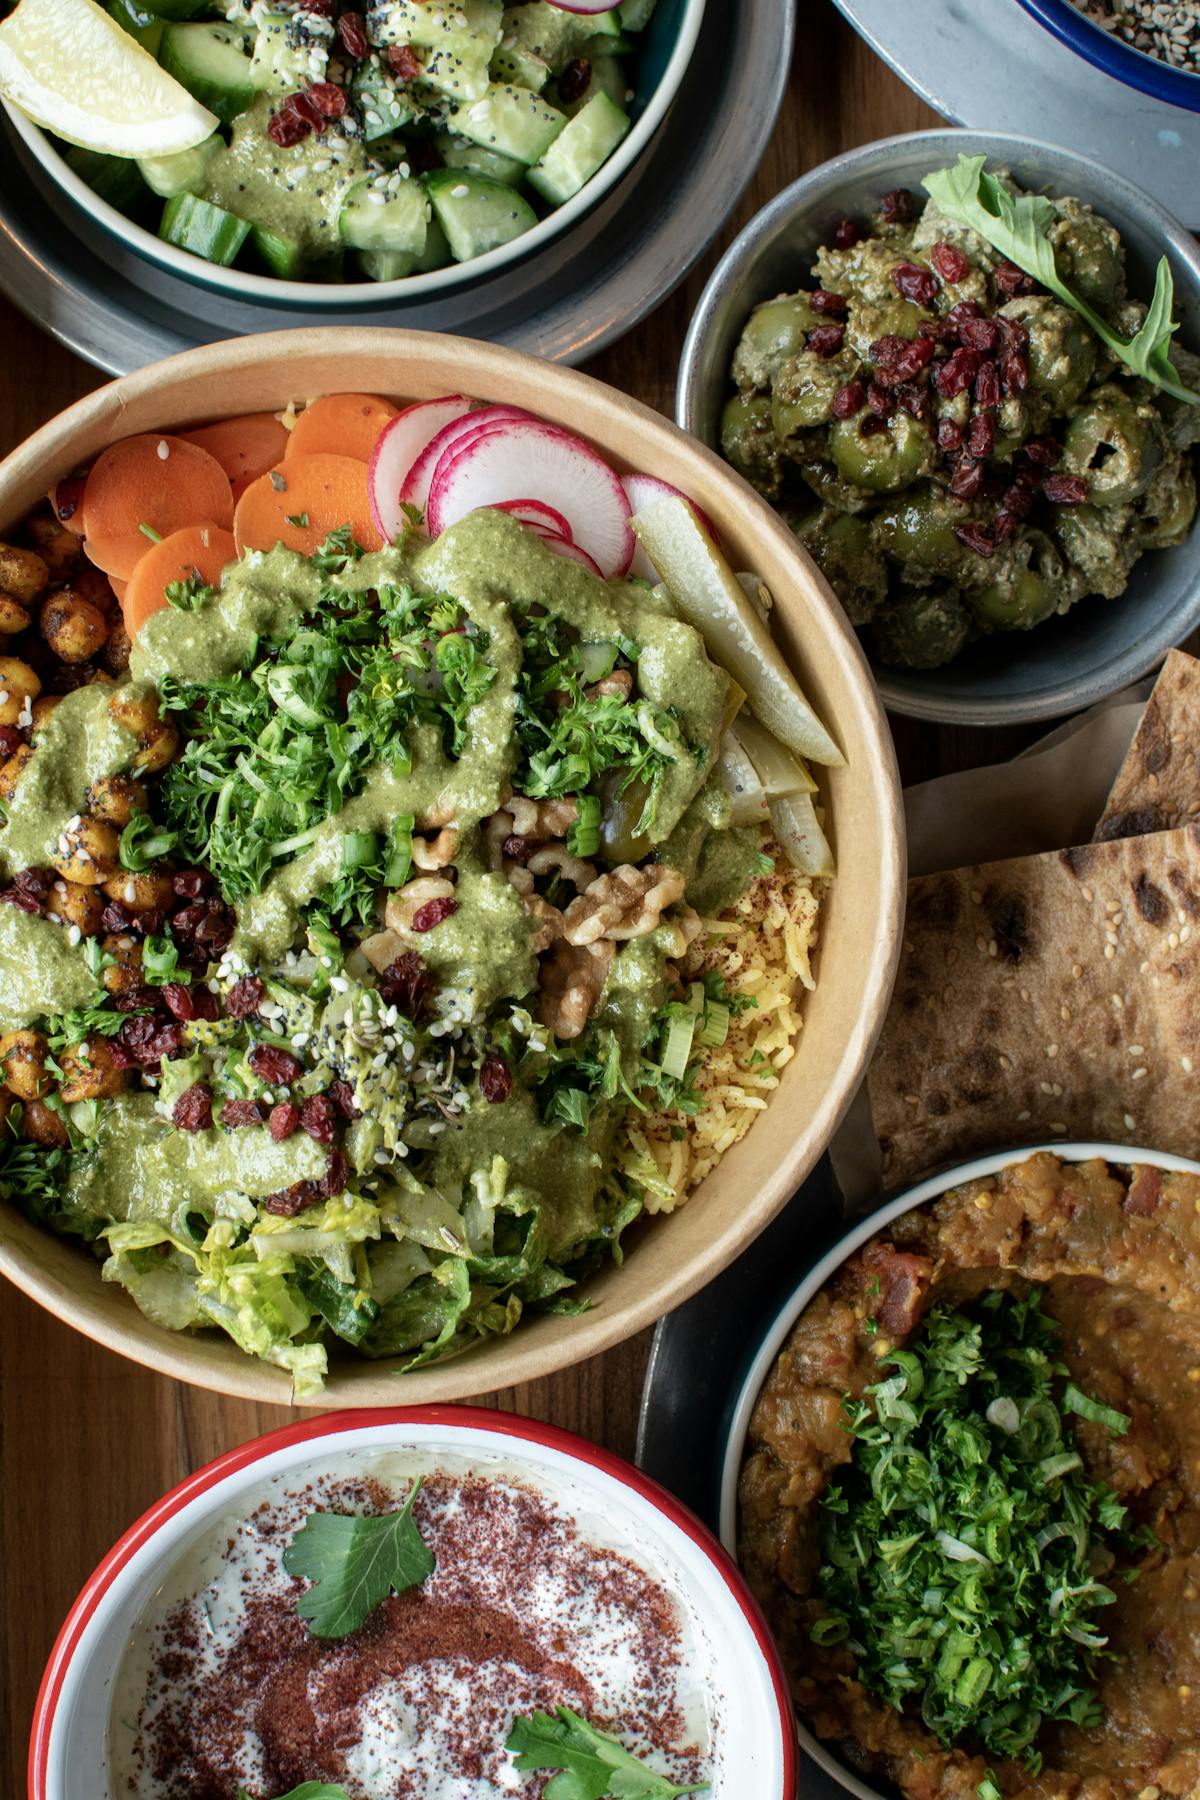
[
  {"xmin": 506, "ymin": 1707, "xmax": 708, "ymax": 1799},
  {"xmin": 812, "ymin": 1288, "xmax": 1156, "ymax": 1766},
  {"xmin": 923, "ymin": 155, "xmax": 1200, "ymax": 404},
  {"xmin": 119, "ymin": 811, "xmax": 179, "ymax": 870},
  {"xmin": 165, "ymin": 573, "xmax": 216, "ymax": 611},
  {"xmin": 282, "ymin": 1480, "xmax": 435, "ymax": 1638}
]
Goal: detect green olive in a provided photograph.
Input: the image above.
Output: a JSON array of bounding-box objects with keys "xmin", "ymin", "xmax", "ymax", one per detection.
[
  {"xmin": 844, "ymin": 298, "xmax": 926, "ymax": 362},
  {"xmin": 815, "ymin": 237, "xmax": 917, "ymax": 307},
  {"xmin": 1061, "ymin": 384, "xmax": 1165, "ymax": 507},
  {"xmin": 731, "ymin": 293, "xmax": 821, "ymax": 392},
  {"xmin": 870, "ymin": 585, "xmax": 972, "ymax": 670},
  {"xmin": 1000, "ymin": 297, "xmax": 1097, "ymax": 408},
  {"xmin": 1053, "ymin": 502, "xmax": 1141, "ymax": 599},
  {"xmin": 794, "ymin": 508, "xmax": 889, "ymax": 627},
  {"xmin": 719, "ymin": 396, "xmax": 783, "ymax": 498},
  {"xmin": 1049, "ymin": 200, "xmax": 1124, "ymax": 311},
  {"xmin": 967, "ymin": 568, "xmax": 1057, "ymax": 632},
  {"xmin": 965, "ymin": 531, "xmax": 1076, "ymax": 631},
  {"xmin": 770, "ymin": 348, "xmax": 861, "ymax": 437},
  {"xmin": 799, "ymin": 458, "xmax": 878, "ymax": 515},
  {"xmin": 874, "ymin": 484, "xmax": 972, "ymax": 580},
  {"xmin": 599, "ymin": 774, "xmax": 654, "ymax": 865},
  {"xmin": 1138, "ymin": 456, "xmax": 1198, "ymax": 550},
  {"xmin": 829, "ymin": 410, "xmax": 936, "ymax": 495}
]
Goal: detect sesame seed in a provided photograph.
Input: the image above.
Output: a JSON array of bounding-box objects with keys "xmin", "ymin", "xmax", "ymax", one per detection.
[{"xmin": 156, "ymin": 440, "xmax": 169, "ymax": 459}]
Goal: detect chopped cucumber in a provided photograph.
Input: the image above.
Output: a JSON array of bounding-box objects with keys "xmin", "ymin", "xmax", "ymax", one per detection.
[
  {"xmin": 451, "ymin": 81, "xmax": 565, "ymax": 164},
  {"xmin": 338, "ymin": 174, "xmax": 428, "ymax": 255},
  {"xmin": 489, "ymin": 39, "xmax": 549, "ymax": 93},
  {"xmin": 159, "ymin": 192, "xmax": 251, "ymax": 265},
  {"xmin": 527, "ymin": 90, "xmax": 629, "ymax": 204},
  {"xmin": 358, "ymin": 209, "xmax": 452, "ymax": 280},
  {"xmin": 554, "ymin": 50, "xmax": 628, "ymax": 118},
  {"xmin": 160, "ymin": 21, "xmax": 257, "ymax": 123},
  {"xmin": 441, "ymin": 133, "xmax": 524, "ymax": 186},
  {"xmin": 249, "ymin": 10, "xmax": 329, "ymax": 95},
  {"xmin": 141, "ymin": 0, "xmax": 207, "ymax": 20},
  {"xmin": 423, "ymin": 167, "xmax": 535, "ymax": 262},
  {"xmin": 137, "ymin": 134, "xmax": 221, "ymax": 198},
  {"xmin": 500, "ymin": 2, "xmax": 619, "ymax": 73},
  {"xmin": 65, "ymin": 145, "xmax": 147, "ymax": 211},
  {"xmin": 371, "ymin": 0, "xmax": 500, "ymax": 103},
  {"xmin": 106, "ymin": 0, "xmax": 164, "ymax": 57},
  {"xmin": 251, "ymin": 222, "xmax": 306, "ymax": 278},
  {"xmin": 617, "ymin": 0, "xmax": 656, "ymax": 28},
  {"xmin": 351, "ymin": 55, "xmax": 416, "ymax": 140}
]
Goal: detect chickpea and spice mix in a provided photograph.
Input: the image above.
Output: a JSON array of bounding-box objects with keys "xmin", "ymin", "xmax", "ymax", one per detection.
[
  {"xmin": 721, "ymin": 155, "xmax": 1200, "ymax": 671},
  {"xmin": 0, "ymin": 393, "xmax": 837, "ymax": 1394}
]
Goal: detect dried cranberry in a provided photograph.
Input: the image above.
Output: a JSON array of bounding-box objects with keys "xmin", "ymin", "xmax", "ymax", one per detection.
[
  {"xmin": 268, "ymin": 1101, "xmax": 300, "ymax": 1142},
  {"xmin": 151, "ymin": 1023, "xmax": 186, "ymax": 1061},
  {"xmin": 918, "ymin": 318, "xmax": 957, "ymax": 344},
  {"xmin": 966, "ymin": 412, "xmax": 996, "ymax": 459},
  {"xmin": 309, "ymin": 80, "xmax": 347, "ymax": 119},
  {"xmin": 997, "ymin": 315, "xmax": 1029, "ymax": 352},
  {"xmin": 330, "ymin": 1078, "xmax": 359, "ymax": 1120},
  {"xmin": 892, "ymin": 261, "xmax": 938, "ymax": 306},
  {"xmin": 264, "ymin": 1178, "xmax": 322, "ymax": 1217},
  {"xmin": 267, "ymin": 102, "xmax": 312, "ymax": 147},
  {"xmin": 958, "ymin": 315, "xmax": 1001, "ymax": 353},
  {"xmin": 935, "ymin": 346, "xmax": 981, "ymax": 397},
  {"xmin": 171, "ymin": 870, "xmax": 212, "ymax": 900},
  {"xmin": 290, "ymin": 89, "xmax": 327, "ymax": 130},
  {"xmin": 936, "ymin": 418, "xmax": 963, "ymax": 453},
  {"xmin": 336, "ymin": 9, "xmax": 367, "ymax": 56},
  {"xmin": 1002, "ymin": 481, "xmax": 1036, "ymax": 522},
  {"xmin": 305, "ymin": 0, "xmax": 333, "ymax": 12},
  {"xmin": 993, "ymin": 259, "xmax": 1034, "ymax": 297},
  {"xmin": 502, "ymin": 835, "xmax": 532, "ymax": 863},
  {"xmin": 878, "ymin": 188, "xmax": 916, "ymax": 224},
  {"xmin": 377, "ymin": 950, "xmax": 436, "ymax": 1021},
  {"xmin": 322, "ymin": 1149, "xmax": 349, "ymax": 1198},
  {"xmin": 114, "ymin": 985, "xmax": 157, "ymax": 1014},
  {"xmin": 897, "ymin": 382, "xmax": 931, "ymax": 420},
  {"xmin": 870, "ymin": 334, "xmax": 908, "ymax": 370},
  {"xmin": 191, "ymin": 985, "xmax": 220, "ymax": 1022},
  {"xmin": 1, "ymin": 866, "xmax": 52, "ymax": 915},
  {"xmin": 954, "ymin": 522, "xmax": 997, "ymax": 558},
  {"xmin": 1043, "ymin": 473, "xmax": 1089, "ymax": 505},
  {"xmin": 226, "ymin": 976, "xmax": 265, "ymax": 1018},
  {"xmin": 974, "ymin": 361, "xmax": 1001, "ymax": 408},
  {"xmin": 949, "ymin": 456, "xmax": 984, "ymax": 500},
  {"xmin": 0, "ymin": 886, "xmax": 41, "ymax": 915},
  {"xmin": 993, "ymin": 510, "xmax": 1017, "ymax": 543},
  {"xmin": 557, "ymin": 55, "xmax": 591, "ymax": 103},
  {"xmin": 1022, "ymin": 436, "xmax": 1060, "ymax": 469},
  {"xmin": 299, "ymin": 1093, "xmax": 337, "ymax": 1143},
  {"xmin": 810, "ymin": 288, "xmax": 848, "ymax": 316},
  {"xmin": 220, "ymin": 1099, "xmax": 265, "ymax": 1129},
  {"xmin": 866, "ymin": 382, "xmax": 894, "ymax": 419},
  {"xmin": 388, "ymin": 42, "xmax": 421, "ymax": 80},
  {"xmin": 832, "ymin": 215, "xmax": 861, "ymax": 249},
  {"xmin": 831, "ymin": 380, "xmax": 864, "ymax": 420},
  {"xmin": 160, "ymin": 982, "xmax": 195, "ymax": 1022},
  {"xmin": 107, "ymin": 1042, "xmax": 138, "ymax": 1071},
  {"xmin": 480, "ymin": 1051, "xmax": 513, "ymax": 1104},
  {"xmin": 999, "ymin": 349, "xmax": 1029, "ymax": 395},
  {"xmin": 0, "ymin": 725, "xmax": 24, "ymax": 757},
  {"xmin": 172, "ymin": 1083, "xmax": 212, "ymax": 1132},
  {"xmin": 929, "ymin": 241, "xmax": 970, "ymax": 284},
  {"xmin": 412, "ymin": 897, "xmax": 458, "ymax": 932},
  {"xmin": 859, "ymin": 415, "xmax": 889, "ymax": 438},
  {"xmin": 248, "ymin": 1044, "xmax": 302, "ymax": 1086},
  {"xmin": 806, "ymin": 323, "xmax": 845, "ymax": 359},
  {"xmin": 945, "ymin": 299, "xmax": 982, "ymax": 332}
]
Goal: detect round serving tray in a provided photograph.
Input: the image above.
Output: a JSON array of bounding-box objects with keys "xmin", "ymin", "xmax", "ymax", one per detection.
[
  {"xmin": 0, "ymin": 0, "xmax": 793, "ymax": 376},
  {"xmin": 833, "ymin": 0, "xmax": 1200, "ymax": 227}
]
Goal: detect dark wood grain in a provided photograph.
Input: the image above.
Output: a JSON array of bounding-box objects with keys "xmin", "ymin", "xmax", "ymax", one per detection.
[{"xmin": 0, "ymin": 7, "xmax": 1035, "ymax": 1790}]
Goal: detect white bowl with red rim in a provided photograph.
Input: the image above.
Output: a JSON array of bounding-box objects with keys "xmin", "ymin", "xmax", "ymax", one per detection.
[{"xmin": 31, "ymin": 1404, "xmax": 798, "ymax": 1799}]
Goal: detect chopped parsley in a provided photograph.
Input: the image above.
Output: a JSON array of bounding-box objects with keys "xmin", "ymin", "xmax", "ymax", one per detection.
[{"xmin": 506, "ymin": 1707, "xmax": 707, "ymax": 1798}]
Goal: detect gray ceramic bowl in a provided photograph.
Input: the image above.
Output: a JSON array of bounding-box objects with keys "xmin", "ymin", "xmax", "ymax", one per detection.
[{"xmin": 677, "ymin": 128, "xmax": 1200, "ymax": 728}]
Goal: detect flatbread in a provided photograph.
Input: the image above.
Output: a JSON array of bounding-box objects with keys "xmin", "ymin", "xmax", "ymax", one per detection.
[
  {"xmin": 868, "ymin": 823, "xmax": 1200, "ymax": 1190},
  {"xmin": 1095, "ymin": 649, "xmax": 1200, "ymax": 842}
]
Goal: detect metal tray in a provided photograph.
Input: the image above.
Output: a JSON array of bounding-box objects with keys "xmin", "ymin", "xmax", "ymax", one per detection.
[
  {"xmin": 834, "ymin": 0, "xmax": 1200, "ymax": 226},
  {"xmin": 0, "ymin": 0, "xmax": 793, "ymax": 376}
]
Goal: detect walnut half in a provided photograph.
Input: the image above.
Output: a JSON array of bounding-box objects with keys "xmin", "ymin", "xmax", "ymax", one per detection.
[
  {"xmin": 538, "ymin": 939, "xmax": 615, "ymax": 1040},
  {"xmin": 562, "ymin": 864, "xmax": 686, "ymax": 947}
]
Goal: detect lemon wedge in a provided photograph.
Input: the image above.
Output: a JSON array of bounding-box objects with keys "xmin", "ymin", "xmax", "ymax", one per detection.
[{"xmin": 0, "ymin": 0, "xmax": 218, "ymax": 156}]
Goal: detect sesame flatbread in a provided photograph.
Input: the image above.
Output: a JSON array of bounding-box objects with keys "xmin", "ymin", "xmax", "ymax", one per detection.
[
  {"xmin": 868, "ymin": 823, "xmax": 1200, "ymax": 1190},
  {"xmin": 1095, "ymin": 650, "xmax": 1200, "ymax": 842}
]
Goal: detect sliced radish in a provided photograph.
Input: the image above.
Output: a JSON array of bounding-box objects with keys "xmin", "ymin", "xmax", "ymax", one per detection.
[
  {"xmin": 534, "ymin": 529, "xmax": 603, "ymax": 576},
  {"xmin": 427, "ymin": 420, "xmax": 634, "ymax": 578},
  {"xmin": 545, "ymin": 0, "xmax": 622, "ymax": 11},
  {"xmin": 492, "ymin": 497, "xmax": 574, "ymax": 540},
  {"xmin": 368, "ymin": 396, "xmax": 474, "ymax": 542},
  {"xmin": 400, "ymin": 405, "xmax": 536, "ymax": 518},
  {"xmin": 622, "ymin": 473, "xmax": 718, "ymax": 581}
]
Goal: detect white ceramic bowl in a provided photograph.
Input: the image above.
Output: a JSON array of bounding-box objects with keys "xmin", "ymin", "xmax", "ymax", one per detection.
[
  {"xmin": 717, "ymin": 1139, "xmax": 1200, "ymax": 1800},
  {"xmin": 2, "ymin": 0, "xmax": 705, "ymax": 308},
  {"xmin": 30, "ymin": 1405, "xmax": 797, "ymax": 1800}
]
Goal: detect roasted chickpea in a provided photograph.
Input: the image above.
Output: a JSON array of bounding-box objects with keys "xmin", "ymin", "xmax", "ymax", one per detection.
[
  {"xmin": 59, "ymin": 1036, "xmax": 129, "ymax": 1103},
  {"xmin": 72, "ymin": 565, "xmax": 116, "ymax": 611},
  {"xmin": 0, "ymin": 541, "xmax": 49, "ymax": 605},
  {"xmin": 0, "ymin": 595, "xmax": 30, "ymax": 635},
  {"xmin": 101, "ymin": 932, "xmax": 144, "ymax": 995},
  {"xmin": 0, "ymin": 745, "xmax": 33, "ymax": 801},
  {"xmin": 84, "ymin": 773, "xmax": 146, "ymax": 827},
  {"xmin": 108, "ymin": 686, "xmax": 163, "ymax": 741},
  {"xmin": 101, "ymin": 618, "xmax": 132, "ymax": 676},
  {"xmin": 101, "ymin": 869, "xmax": 174, "ymax": 913},
  {"xmin": 0, "ymin": 1028, "xmax": 51, "ymax": 1100},
  {"xmin": 45, "ymin": 878, "xmax": 105, "ymax": 936},
  {"xmin": 133, "ymin": 724, "xmax": 180, "ymax": 774},
  {"xmin": 51, "ymin": 814, "xmax": 120, "ymax": 886},
  {"xmin": 40, "ymin": 589, "xmax": 109, "ymax": 664},
  {"xmin": 25, "ymin": 513, "xmax": 80, "ymax": 579},
  {"xmin": 0, "ymin": 657, "xmax": 41, "ymax": 727},
  {"xmin": 22, "ymin": 1098, "xmax": 69, "ymax": 1147},
  {"xmin": 30, "ymin": 694, "xmax": 61, "ymax": 741}
]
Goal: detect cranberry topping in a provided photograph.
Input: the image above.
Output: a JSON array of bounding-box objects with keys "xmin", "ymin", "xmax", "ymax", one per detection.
[
  {"xmin": 1043, "ymin": 473, "xmax": 1089, "ymax": 505},
  {"xmin": 377, "ymin": 951, "xmax": 436, "ymax": 1021},
  {"xmin": 1000, "ymin": 349, "xmax": 1029, "ymax": 394},
  {"xmin": 388, "ymin": 42, "xmax": 421, "ymax": 80},
  {"xmin": 268, "ymin": 1101, "xmax": 300, "ymax": 1142},
  {"xmin": 557, "ymin": 56, "xmax": 591, "ymax": 103},
  {"xmin": 929, "ymin": 241, "xmax": 970, "ymax": 284},
  {"xmin": 411, "ymin": 897, "xmax": 459, "ymax": 932},
  {"xmin": 958, "ymin": 315, "xmax": 1001, "ymax": 353},
  {"xmin": 949, "ymin": 457, "xmax": 984, "ymax": 501},
  {"xmin": 810, "ymin": 288, "xmax": 848, "ymax": 316},
  {"xmin": 226, "ymin": 976, "xmax": 265, "ymax": 1018},
  {"xmin": 248, "ymin": 1044, "xmax": 303, "ymax": 1086},
  {"xmin": 955, "ymin": 522, "xmax": 997, "ymax": 558},
  {"xmin": 336, "ymin": 10, "xmax": 367, "ymax": 57},
  {"xmin": 480, "ymin": 1051, "xmax": 513, "ymax": 1104},
  {"xmin": 936, "ymin": 418, "xmax": 964, "ymax": 453},
  {"xmin": 267, "ymin": 103, "xmax": 312, "ymax": 148},
  {"xmin": 299, "ymin": 1093, "xmax": 337, "ymax": 1143},
  {"xmin": 330, "ymin": 1078, "xmax": 359, "ymax": 1119},
  {"xmin": 878, "ymin": 188, "xmax": 916, "ymax": 224},
  {"xmin": 307, "ymin": 80, "xmax": 346, "ymax": 119},
  {"xmin": 831, "ymin": 380, "xmax": 864, "ymax": 420},
  {"xmin": 866, "ymin": 382, "xmax": 894, "ymax": 419},
  {"xmin": 935, "ymin": 347, "xmax": 981, "ymax": 398},
  {"xmin": 0, "ymin": 725, "xmax": 25, "ymax": 757},
  {"xmin": 832, "ymin": 215, "xmax": 861, "ymax": 249},
  {"xmin": 172, "ymin": 1083, "xmax": 212, "ymax": 1132},
  {"xmin": 806, "ymin": 323, "xmax": 845, "ymax": 359},
  {"xmin": 975, "ymin": 361, "xmax": 1001, "ymax": 408},
  {"xmin": 502, "ymin": 835, "xmax": 532, "ymax": 863},
  {"xmin": 966, "ymin": 412, "xmax": 996, "ymax": 459},
  {"xmin": 993, "ymin": 259, "xmax": 1035, "ymax": 297},
  {"xmin": 892, "ymin": 262, "xmax": 938, "ymax": 307},
  {"xmin": 220, "ymin": 1099, "xmax": 265, "ymax": 1129}
]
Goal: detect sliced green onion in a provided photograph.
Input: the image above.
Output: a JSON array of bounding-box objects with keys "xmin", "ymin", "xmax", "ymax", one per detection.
[
  {"xmin": 986, "ymin": 1396, "xmax": 1020, "ymax": 1435},
  {"xmin": 340, "ymin": 830, "xmax": 380, "ymax": 873},
  {"xmin": 936, "ymin": 1532, "xmax": 990, "ymax": 1565},
  {"xmin": 978, "ymin": 1775, "xmax": 1002, "ymax": 1800},
  {"xmin": 1062, "ymin": 1384, "xmax": 1131, "ymax": 1438},
  {"xmin": 697, "ymin": 1002, "xmax": 730, "ymax": 1049},
  {"xmin": 266, "ymin": 664, "xmax": 328, "ymax": 728},
  {"xmin": 1038, "ymin": 1452, "xmax": 1084, "ymax": 1483},
  {"xmin": 138, "ymin": 521, "xmax": 162, "ymax": 543},
  {"xmin": 660, "ymin": 1007, "xmax": 698, "ymax": 1080},
  {"xmin": 567, "ymin": 794, "xmax": 602, "ymax": 858},
  {"xmin": 579, "ymin": 640, "xmax": 618, "ymax": 683},
  {"xmin": 118, "ymin": 813, "xmax": 178, "ymax": 871},
  {"xmin": 383, "ymin": 814, "xmax": 414, "ymax": 888},
  {"xmin": 142, "ymin": 933, "xmax": 186, "ymax": 985},
  {"xmin": 614, "ymin": 631, "xmax": 641, "ymax": 663}
]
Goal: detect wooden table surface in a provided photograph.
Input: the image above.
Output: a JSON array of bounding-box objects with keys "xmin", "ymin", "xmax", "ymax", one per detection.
[{"xmin": 0, "ymin": 6, "xmax": 1048, "ymax": 1789}]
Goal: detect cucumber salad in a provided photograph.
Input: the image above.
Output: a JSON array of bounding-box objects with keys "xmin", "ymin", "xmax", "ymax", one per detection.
[{"xmin": 0, "ymin": 0, "xmax": 660, "ymax": 283}]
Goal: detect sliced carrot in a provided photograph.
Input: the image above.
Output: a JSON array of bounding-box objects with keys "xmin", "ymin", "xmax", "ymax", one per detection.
[
  {"xmin": 80, "ymin": 434, "xmax": 234, "ymax": 581},
  {"xmin": 110, "ymin": 577, "xmax": 128, "ymax": 605},
  {"xmin": 122, "ymin": 524, "xmax": 237, "ymax": 638},
  {"xmin": 284, "ymin": 393, "xmax": 398, "ymax": 464},
  {"xmin": 234, "ymin": 454, "xmax": 384, "ymax": 557},
  {"xmin": 181, "ymin": 413, "xmax": 290, "ymax": 502}
]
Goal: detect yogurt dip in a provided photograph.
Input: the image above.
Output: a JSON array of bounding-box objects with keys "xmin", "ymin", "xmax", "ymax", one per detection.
[{"xmin": 109, "ymin": 1447, "xmax": 713, "ymax": 1797}]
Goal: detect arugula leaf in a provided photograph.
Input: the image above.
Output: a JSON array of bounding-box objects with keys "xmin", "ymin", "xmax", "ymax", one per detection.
[
  {"xmin": 923, "ymin": 154, "xmax": 1200, "ymax": 405},
  {"xmin": 506, "ymin": 1707, "xmax": 708, "ymax": 1799},
  {"xmin": 282, "ymin": 1482, "xmax": 435, "ymax": 1638},
  {"xmin": 236, "ymin": 1786, "xmax": 350, "ymax": 1800}
]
